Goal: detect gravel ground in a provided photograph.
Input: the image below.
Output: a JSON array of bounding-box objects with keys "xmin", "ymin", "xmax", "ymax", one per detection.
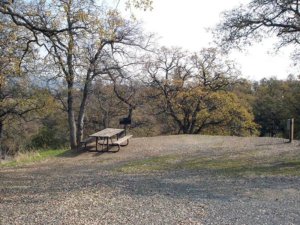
[{"xmin": 0, "ymin": 135, "xmax": 300, "ymax": 225}]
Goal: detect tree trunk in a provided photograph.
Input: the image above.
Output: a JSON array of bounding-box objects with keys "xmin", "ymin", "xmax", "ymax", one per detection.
[
  {"xmin": 182, "ymin": 126, "xmax": 189, "ymax": 134},
  {"xmin": 189, "ymin": 100, "xmax": 201, "ymax": 134},
  {"xmin": 66, "ymin": 14, "xmax": 77, "ymax": 150},
  {"xmin": 76, "ymin": 77, "xmax": 90, "ymax": 146},
  {"xmin": 76, "ymin": 109, "xmax": 85, "ymax": 146},
  {"xmin": 67, "ymin": 83, "xmax": 77, "ymax": 150},
  {"xmin": 0, "ymin": 121, "xmax": 4, "ymax": 160}
]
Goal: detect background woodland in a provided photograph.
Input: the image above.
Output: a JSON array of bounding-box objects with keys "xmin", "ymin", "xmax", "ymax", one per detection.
[{"xmin": 0, "ymin": 0, "xmax": 299, "ymax": 157}]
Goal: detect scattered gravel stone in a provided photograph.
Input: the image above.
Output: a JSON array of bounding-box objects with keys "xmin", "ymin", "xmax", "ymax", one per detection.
[{"xmin": 0, "ymin": 135, "xmax": 299, "ymax": 224}]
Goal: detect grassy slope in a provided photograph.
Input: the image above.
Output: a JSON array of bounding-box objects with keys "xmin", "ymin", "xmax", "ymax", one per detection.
[
  {"xmin": 1, "ymin": 136, "xmax": 300, "ymax": 177},
  {"xmin": 0, "ymin": 149, "xmax": 70, "ymax": 168},
  {"xmin": 116, "ymin": 148, "xmax": 300, "ymax": 176}
]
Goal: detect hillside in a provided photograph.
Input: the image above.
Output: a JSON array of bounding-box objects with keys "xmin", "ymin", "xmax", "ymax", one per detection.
[{"xmin": 0, "ymin": 135, "xmax": 300, "ymax": 224}]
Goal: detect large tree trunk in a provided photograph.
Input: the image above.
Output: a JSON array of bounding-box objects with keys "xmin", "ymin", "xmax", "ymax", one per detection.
[
  {"xmin": 76, "ymin": 77, "xmax": 90, "ymax": 146},
  {"xmin": 188, "ymin": 100, "xmax": 201, "ymax": 134},
  {"xmin": 76, "ymin": 108, "xmax": 85, "ymax": 146},
  {"xmin": 67, "ymin": 83, "xmax": 77, "ymax": 150},
  {"xmin": 66, "ymin": 33, "xmax": 77, "ymax": 149},
  {"xmin": 76, "ymin": 50, "xmax": 103, "ymax": 145},
  {"xmin": 0, "ymin": 121, "xmax": 5, "ymax": 160},
  {"xmin": 66, "ymin": 13, "xmax": 77, "ymax": 150}
]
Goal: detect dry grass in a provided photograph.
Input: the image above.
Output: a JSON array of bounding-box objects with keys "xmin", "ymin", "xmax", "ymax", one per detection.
[
  {"xmin": 0, "ymin": 149, "xmax": 69, "ymax": 167},
  {"xmin": 111, "ymin": 135, "xmax": 300, "ymax": 177},
  {"xmin": 115, "ymin": 147, "xmax": 300, "ymax": 176}
]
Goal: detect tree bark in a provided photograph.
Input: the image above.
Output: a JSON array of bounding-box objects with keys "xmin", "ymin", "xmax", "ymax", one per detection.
[
  {"xmin": 76, "ymin": 45, "xmax": 105, "ymax": 146},
  {"xmin": 76, "ymin": 74, "xmax": 91, "ymax": 146},
  {"xmin": 0, "ymin": 121, "xmax": 5, "ymax": 159},
  {"xmin": 67, "ymin": 82, "xmax": 77, "ymax": 150},
  {"xmin": 0, "ymin": 121, "xmax": 4, "ymax": 160},
  {"xmin": 66, "ymin": 5, "xmax": 77, "ymax": 150}
]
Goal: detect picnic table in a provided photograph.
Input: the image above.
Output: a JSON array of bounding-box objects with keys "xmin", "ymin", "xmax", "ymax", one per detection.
[{"xmin": 89, "ymin": 128, "xmax": 132, "ymax": 151}]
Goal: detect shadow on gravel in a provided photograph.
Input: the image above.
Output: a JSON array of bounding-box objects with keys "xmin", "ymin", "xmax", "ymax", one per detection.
[
  {"xmin": 56, "ymin": 150, "xmax": 84, "ymax": 158},
  {"xmin": 56, "ymin": 145, "xmax": 120, "ymax": 158},
  {"xmin": 1, "ymin": 161, "xmax": 300, "ymax": 205},
  {"xmin": 114, "ymin": 174, "xmax": 298, "ymax": 200}
]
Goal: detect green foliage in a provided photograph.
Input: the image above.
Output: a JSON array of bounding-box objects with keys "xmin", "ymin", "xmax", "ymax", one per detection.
[
  {"xmin": 251, "ymin": 78, "xmax": 296, "ymax": 137},
  {"xmin": 145, "ymin": 47, "xmax": 258, "ymax": 136},
  {"xmin": 0, "ymin": 14, "xmax": 51, "ymax": 156},
  {"xmin": 29, "ymin": 109, "xmax": 69, "ymax": 149},
  {"xmin": 30, "ymin": 127, "xmax": 67, "ymax": 150},
  {"xmin": 228, "ymin": 77, "xmax": 300, "ymax": 139},
  {"xmin": 202, "ymin": 92, "xmax": 259, "ymax": 136}
]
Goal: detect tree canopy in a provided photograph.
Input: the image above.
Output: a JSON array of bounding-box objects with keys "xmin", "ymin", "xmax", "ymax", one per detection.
[
  {"xmin": 0, "ymin": 0, "xmax": 152, "ymax": 150},
  {"xmin": 215, "ymin": 0, "xmax": 300, "ymax": 53},
  {"xmin": 143, "ymin": 47, "xmax": 257, "ymax": 135}
]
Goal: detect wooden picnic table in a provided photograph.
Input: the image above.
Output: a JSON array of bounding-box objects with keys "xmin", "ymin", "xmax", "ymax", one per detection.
[{"xmin": 89, "ymin": 128, "xmax": 124, "ymax": 151}]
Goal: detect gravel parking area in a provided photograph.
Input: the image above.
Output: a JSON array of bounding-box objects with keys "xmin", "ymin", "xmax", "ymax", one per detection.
[{"xmin": 1, "ymin": 135, "xmax": 300, "ymax": 224}]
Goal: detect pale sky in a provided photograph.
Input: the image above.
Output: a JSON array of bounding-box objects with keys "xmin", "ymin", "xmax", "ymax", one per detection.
[{"xmin": 132, "ymin": 0, "xmax": 297, "ymax": 81}]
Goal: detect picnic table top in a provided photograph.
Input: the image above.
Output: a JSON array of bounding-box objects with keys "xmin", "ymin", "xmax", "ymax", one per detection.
[{"xmin": 89, "ymin": 128, "xmax": 124, "ymax": 138}]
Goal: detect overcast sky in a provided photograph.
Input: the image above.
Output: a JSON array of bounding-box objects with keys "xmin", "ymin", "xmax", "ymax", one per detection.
[{"xmin": 131, "ymin": 0, "xmax": 297, "ymax": 81}]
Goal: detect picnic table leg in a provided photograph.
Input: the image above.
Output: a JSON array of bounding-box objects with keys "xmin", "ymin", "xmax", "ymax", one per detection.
[
  {"xmin": 96, "ymin": 137, "xmax": 98, "ymax": 151},
  {"xmin": 106, "ymin": 137, "xmax": 109, "ymax": 151}
]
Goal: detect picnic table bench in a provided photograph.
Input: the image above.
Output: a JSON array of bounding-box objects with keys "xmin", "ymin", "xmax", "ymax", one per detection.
[
  {"xmin": 112, "ymin": 134, "xmax": 133, "ymax": 151},
  {"xmin": 81, "ymin": 128, "xmax": 132, "ymax": 152}
]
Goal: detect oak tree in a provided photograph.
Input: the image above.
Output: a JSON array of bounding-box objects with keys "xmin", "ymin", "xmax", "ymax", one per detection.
[
  {"xmin": 0, "ymin": 14, "xmax": 49, "ymax": 157},
  {"xmin": 0, "ymin": 0, "xmax": 151, "ymax": 149},
  {"xmin": 144, "ymin": 47, "xmax": 257, "ymax": 135}
]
